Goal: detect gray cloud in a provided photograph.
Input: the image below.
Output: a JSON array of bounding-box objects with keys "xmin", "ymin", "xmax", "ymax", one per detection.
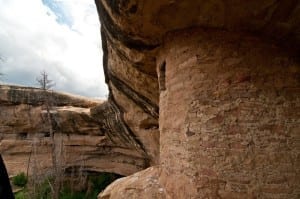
[{"xmin": 0, "ymin": 0, "xmax": 107, "ymax": 98}]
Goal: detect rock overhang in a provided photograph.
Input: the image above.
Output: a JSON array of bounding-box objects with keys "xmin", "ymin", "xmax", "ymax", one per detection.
[
  {"xmin": 96, "ymin": 0, "xmax": 300, "ymax": 51},
  {"xmin": 95, "ymin": 0, "xmax": 300, "ymax": 198}
]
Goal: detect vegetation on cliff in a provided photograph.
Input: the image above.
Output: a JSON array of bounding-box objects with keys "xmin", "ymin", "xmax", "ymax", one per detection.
[{"xmin": 14, "ymin": 172, "xmax": 122, "ymax": 199}]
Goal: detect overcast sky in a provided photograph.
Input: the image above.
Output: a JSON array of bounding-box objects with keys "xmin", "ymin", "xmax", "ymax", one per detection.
[{"xmin": 0, "ymin": 0, "xmax": 108, "ymax": 98}]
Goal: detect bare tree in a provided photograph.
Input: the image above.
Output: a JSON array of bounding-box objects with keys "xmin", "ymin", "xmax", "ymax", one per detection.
[
  {"xmin": 36, "ymin": 71, "xmax": 55, "ymax": 91},
  {"xmin": 36, "ymin": 70, "xmax": 62, "ymax": 199}
]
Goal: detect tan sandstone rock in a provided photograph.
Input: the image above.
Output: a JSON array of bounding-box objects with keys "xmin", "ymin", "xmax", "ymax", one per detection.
[
  {"xmin": 95, "ymin": 0, "xmax": 300, "ymax": 198},
  {"xmin": 2, "ymin": 0, "xmax": 300, "ymax": 198},
  {"xmin": 98, "ymin": 166, "xmax": 165, "ymax": 199},
  {"xmin": 0, "ymin": 85, "xmax": 150, "ymax": 177}
]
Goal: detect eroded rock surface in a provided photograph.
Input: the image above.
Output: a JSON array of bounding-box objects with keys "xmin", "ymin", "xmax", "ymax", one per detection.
[
  {"xmin": 158, "ymin": 29, "xmax": 300, "ymax": 198},
  {"xmin": 95, "ymin": 0, "xmax": 300, "ymax": 198},
  {"xmin": 99, "ymin": 166, "xmax": 165, "ymax": 199},
  {"xmin": 0, "ymin": 85, "xmax": 149, "ymax": 177}
]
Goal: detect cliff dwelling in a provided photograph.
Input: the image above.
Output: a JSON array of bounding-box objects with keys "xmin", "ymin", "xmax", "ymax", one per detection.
[{"xmin": 0, "ymin": 0, "xmax": 299, "ymax": 198}]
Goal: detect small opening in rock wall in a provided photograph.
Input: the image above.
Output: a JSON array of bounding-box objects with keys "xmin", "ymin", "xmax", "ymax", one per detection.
[
  {"xmin": 18, "ymin": 132, "xmax": 28, "ymax": 140},
  {"xmin": 44, "ymin": 132, "xmax": 50, "ymax": 137},
  {"xmin": 159, "ymin": 61, "xmax": 166, "ymax": 91}
]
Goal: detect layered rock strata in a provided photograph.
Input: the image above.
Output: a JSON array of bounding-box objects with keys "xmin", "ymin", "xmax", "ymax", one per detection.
[
  {"xmin": 0, "ymin": 85, "xmax": 149, "ymax": 177},
  {"xmin": 95, "ymin": 0, "xmax": 300, "ymax": 198}
]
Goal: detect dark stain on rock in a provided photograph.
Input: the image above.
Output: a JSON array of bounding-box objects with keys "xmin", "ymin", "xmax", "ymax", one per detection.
[
  {"xmin": 109, "ymin": 73, "xmax": 159, "ymax": 119},
  {"xmin": 104, "ymin": 0, "xmax": 138, "ymax": 15},
  {"xmin": 104, "ymin": 0, "xmax": 123, "ymax": 15},
  {"xmin": 129, "ymin": 4, "xmax": 138, "ymax": 14},
  {"xmin": 95, "ymin": 0, "xmax": 159, "ymax": 51},
  {"xmin": 91, "ymin": 99, "xmax": 146, "ymax": 154},
  {"xmin": 105, "ymin": 34, "xmax": 157, "ymax": 77},
  {"xmin": 186, "ymin": 130, "xmax": 196, "ymax": 137},
  {"xmin": 101, "ymin": 28, "xmax": 109, "ymax": 84}
]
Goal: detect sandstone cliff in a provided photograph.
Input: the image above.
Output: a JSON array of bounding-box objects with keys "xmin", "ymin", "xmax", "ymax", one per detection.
[
  {"xmin": 1, "ymin": 0, "xmax": 299, "ymax": 198},
  {"xmin": 95, "ymin": 0, "xmax": 300, "ymax": 198},
  {"xmin": 0, "ymin": 85, "xmax": 150, "ymax": 177}
]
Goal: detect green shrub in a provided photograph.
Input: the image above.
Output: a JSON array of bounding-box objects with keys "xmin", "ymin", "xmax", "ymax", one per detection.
[
  {"xmin": 14, "ymin": 172, "xmax": 122, "ymax": 199},
  {"xmin": 90, "ymin": 173, "xmax": 119, "ymax": 193},
  {"xmin": 15, "ymin": 191, "xmax": 27, "ymax": 199},
  {"xmin": 86, "ymin": 173, "xmax": 122, "ymax": 198},
  {"xmin": 59, "ymin": 189, "xmax": 86, "ymax": 199},
  {"xmin": 33, "ymin": 178, "xmax": 52, "ymax": 199},
  {"xmin": 13, "ymin": 172, "xmax": 28, "ymax": 187}
]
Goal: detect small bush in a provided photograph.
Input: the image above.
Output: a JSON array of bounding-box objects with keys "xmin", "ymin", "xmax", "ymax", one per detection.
[
  {"xmin": 35, "ymin": 179, "xmax": 52, "ymax": 199},
  {"xmin": 60, "ymin": 189, "xmax": 86, "ymax": 199},
  {"xmin": 14, "ymin": 189, "xmax": 30, "ymax": 199},
  {"xmin": 13, "ymin": 172, "xmax": 28, "ymax": 187},
  {"xmin": 90, "ymin": 173, "xmax": 118, "ymax": 192}
]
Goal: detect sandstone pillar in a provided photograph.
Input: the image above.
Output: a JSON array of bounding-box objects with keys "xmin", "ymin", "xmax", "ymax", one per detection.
[{"xmin": 158, "ymin": 29, "xmax": 300, "ymax": 198}]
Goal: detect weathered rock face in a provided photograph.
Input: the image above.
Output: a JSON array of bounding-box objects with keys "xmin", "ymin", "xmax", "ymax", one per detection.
[
  {"xmin": 158, "ymin": 29, "xmax": 300, "ymax": 198},
  {"xmin": 95, "ymin": 0, "xmax": 300, "ymax": 198},
  {"xmin": 100, "ymin": 166, "xmax": 165, "ymax": 199},
  {"xmin": 0, "ymin": 85, "xmax": 149, "ymax": 177},
  {"xmin": 96, "ymin": 0, "xmax": 300, "ymax": 50}
]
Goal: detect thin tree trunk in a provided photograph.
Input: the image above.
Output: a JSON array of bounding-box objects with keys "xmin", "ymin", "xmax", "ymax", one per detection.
[
  {"xmin": 37, "ymin": 71, "xmax": 61, "ymax": 199},
  {"xmin": 26, "ymin": 144, "xmax": 32, "ymax": 179},
  {"xmin": 46, "ymin": 104, "xmax": 60, "ymax": 199}
]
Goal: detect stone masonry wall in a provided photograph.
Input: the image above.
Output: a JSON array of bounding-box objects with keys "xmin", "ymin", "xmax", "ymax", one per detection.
[{"xmin": 158, "ymin": 28, "xmax": 300, "ymax": 199}]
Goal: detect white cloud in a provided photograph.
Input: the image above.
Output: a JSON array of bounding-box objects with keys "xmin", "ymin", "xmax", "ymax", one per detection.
[{"xmin": 0, "ymin": 0, "xmax": 107, "ymax": 98}]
